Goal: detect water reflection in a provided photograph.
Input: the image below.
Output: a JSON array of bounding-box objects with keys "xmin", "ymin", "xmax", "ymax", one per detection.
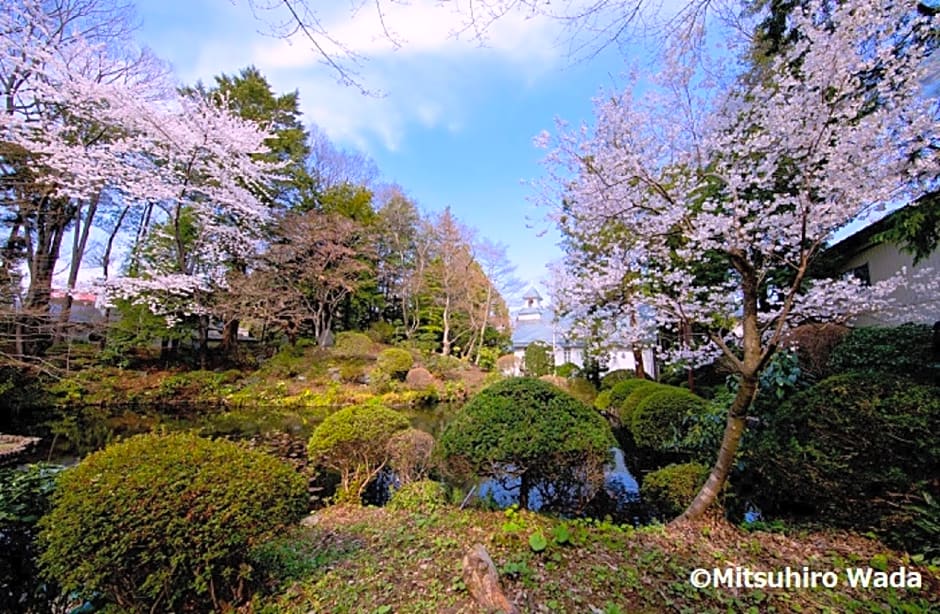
[{"xmin": 475, "ymin": 447, "xmax": 648, "ymax": 523}]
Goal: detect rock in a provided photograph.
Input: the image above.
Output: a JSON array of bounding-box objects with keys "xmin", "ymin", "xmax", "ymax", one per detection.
[
  {"xmin": 405, "ymin": 367, "xmax": 435, "ymax": 389},
  {"xmin": 461, "ymin": 544, "xmax": 517, "ymax": 614},
  {"xmin": 0, "ymin": 434, "xmax": 42, "ymax": 467}
]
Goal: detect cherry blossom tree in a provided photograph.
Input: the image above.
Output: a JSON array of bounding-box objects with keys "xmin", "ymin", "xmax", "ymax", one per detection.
[
  {"xmin": 103, "ymin": 90, "xmax": 278, "ymax": 364},
  {"xmin": 540, "ymin": 0, "xmax": 939, "ymax": 520},
  {"xmin": 1, "ymin": 0, "xmax": 172, "ymax": 355}
]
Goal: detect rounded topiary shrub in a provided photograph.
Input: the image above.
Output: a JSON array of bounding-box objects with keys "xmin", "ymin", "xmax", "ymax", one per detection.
[
  {"xmin": 747, "ymin": 372, "xmax": 940, "ymax": 540},
  {"xmin": 594, "ymin": 389, "xmax": 612, "ymax": 411},
  {"xmin": 641, "ymin": 462, "xmax": 709, "ymax": 519},
  {"xmin": 631, "ymin": 388, "xmax": 708, "ymax": 451},
  {"xmin": 555, "ymin": 362, "xmax": 580, "ymax": 378},
  {"xmin": 614, "ymin": 380, "xmax": 663, "ymax": 424},
  {"xmin": 387, "ymin": 479, "xmax": 449, "ymax": 513},
  {"xmin": 333, "ymin": 331, "xmax": 374, "ymax": 358},
  {"xmin": 438, "ymin": 378, "xmax": 615, "ymax": 512},
  {"xmin": 308, "ymin": 403, "xmax": 410, "ymax": 501},
  {"xmin": 38, "ymin": 433, "xmax": 307, "ymax": 613},
  {"xmin": 601, "ymin": 369, "xmax": 635, "ymax": 390},
  {"xmin": 376, "ymin": 348, "xmax": 414, "ymax": 381}
]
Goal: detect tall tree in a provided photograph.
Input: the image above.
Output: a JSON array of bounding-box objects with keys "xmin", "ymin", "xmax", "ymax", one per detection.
[
  {"xmin": 543, "ymin": 0, "xmax": 939, "ymax": 520},
  {"xmin": 203, "ymin": 66, "xmax": 313, "ymax": 355},
  {"xmin": 0, "ymin": 0, "xmax": 170, "ymax": 356}
]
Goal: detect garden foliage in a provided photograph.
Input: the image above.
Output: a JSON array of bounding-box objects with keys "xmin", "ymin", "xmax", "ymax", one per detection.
[
  {"xmin": 307, "ymin": 403, "xmax": 410, "ymax": 500},
  {"xmin": 641, "ymin": 462, "xmax": 710, "ymax": 519},
  {"xmin": 747, "ymin": 372, "xmax": 940, "ymax": 547},
  {"xmin": 438, "ymin": 378, "xmax": 615, "ymax": 511},
  {"xmin": 38, "ymin": 433, "xmax": 307, "ymax": 612}
]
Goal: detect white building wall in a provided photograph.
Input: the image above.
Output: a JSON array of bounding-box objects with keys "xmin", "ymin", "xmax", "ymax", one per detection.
[{"xmin": 841, "ymin": 243, "xmax": 940, "ymax": 326}]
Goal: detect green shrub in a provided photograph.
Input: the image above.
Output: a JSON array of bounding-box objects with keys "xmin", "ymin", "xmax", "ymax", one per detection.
[
  {"xmin": 594, "ymin": 389, "xmax": 612, "ymax": 411},
  {"xmin": 631, "ymin": 388, "xmax": 708, "ymax": 452},
  {"xmin": 477, "ymin": 346, "xmax": 500, "ymax": 371},
  {"xmin": 366, "ymin": 321, "xmax": 395, "ymax": 344},
  {"xmin": 522, "ymin": 342, "xmax": 553, "ymax": 377},
  {"xmin": 601, "ymin": 369, "xmax": 635, "ymax": 390},
  {"xmin": 1, "ymin": 464, "xmax": 64, "ymax": 613},
  {"xmin": 425, "ymin": 353, "xmax": 465, "ymax": 379},
  {"xmin": 438, "ymin": 378, "xmax": 615, "ymax": 511},
  {"xmin": 641, "ymin": 462, "xmax": 709, "ymax": 519},
  {"xmin": 827, "ymin": 323, "xmax": 937, "ymax": 382},
  {"xmin": 376, "ymin": 348, "xmax": 414, "ymax": 381},
  {"xmin": 307, "ymin": 403, "xmax": 410, "ymax": 501},
  {"xmin": 38, "ymin": 433, "xmax": 307, "ymax": 612},
  {"xmin": 387, "ymin": 479, "xmax": 449, "ymax": 513},
  {"xmin": 333, "ymin": 331, "xmax": 374, "ymax": 358},
  {"xmin": 614, "ymin": 380, "xmax": 663, "ymax": 424},
  {"xmin": 747, "ymin": 372, "xmax": 940, "ymax": 546},
  {"xmin": 555, "ymin": 362, "xmax": 580, "ymax": 378},
  {"xmin": 265, "ymin": 343, "xmax": 310, "ymax": 378}
]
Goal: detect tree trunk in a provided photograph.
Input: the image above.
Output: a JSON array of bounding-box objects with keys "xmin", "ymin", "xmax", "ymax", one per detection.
[
  {"xmin": 675, "ymin": 375, "xmax": 757, "ymax": 521},
  {"xmin": 220, "ymin": 317, "xmax": 240, "ymax": 359},
  {"xmin": 198, "ymin": 314, "xmax": 209, "ymax": 369},
  {"xmin": 441, "ymin": 296, "xmax": 452, "ymax": 356},
  {"xmin": 518, "ymin": 472, "xmax": 530, "ymax": 510},
  {"xmin": 632, "ymin": 345, "xmax": 646, "ymax": 379},
  {"xmin": 57, "ymin": 193, "xmax": 100, "ymax": 340},
  {"xmin": 475, "ymin": 284, "xmax": 493, "ymax": 365}
]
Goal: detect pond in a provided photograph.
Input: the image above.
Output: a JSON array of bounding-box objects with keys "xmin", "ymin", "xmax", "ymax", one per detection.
[{"xmin": 34, "ymin": 400, "xmax": 653, "ymax": 522}]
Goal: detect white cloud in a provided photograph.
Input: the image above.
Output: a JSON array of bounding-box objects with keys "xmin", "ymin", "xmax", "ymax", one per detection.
[{"xmin": 140, "ymin": 0, "xmax": 616, "ymax": 156}]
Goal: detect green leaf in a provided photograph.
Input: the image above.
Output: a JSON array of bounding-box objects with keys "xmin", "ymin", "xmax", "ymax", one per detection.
[{"xmin": 529, "ymin": 531, "xmax": 548, "ymax": 552}]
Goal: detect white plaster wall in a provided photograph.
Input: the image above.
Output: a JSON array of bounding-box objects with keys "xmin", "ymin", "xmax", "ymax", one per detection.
[{"xmin": 841, "ymin": 243, "xmax": 940, "ymax": 326}]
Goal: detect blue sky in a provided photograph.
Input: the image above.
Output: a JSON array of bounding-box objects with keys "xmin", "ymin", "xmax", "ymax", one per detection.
[{"xmin": 131, "ymin": 0, "xmax": 660, "ymax": 300}]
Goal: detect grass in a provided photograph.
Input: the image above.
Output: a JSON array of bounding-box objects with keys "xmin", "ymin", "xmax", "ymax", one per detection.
[{"xmin": 255, "ymin": 505, "xmax": 940, "ymax": 613}]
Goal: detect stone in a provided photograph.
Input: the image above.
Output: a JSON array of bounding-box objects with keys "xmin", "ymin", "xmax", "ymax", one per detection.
[
  {"xmin": 461, "ymin": 544, "xmax": 517, "ymax": 614},
  {"xmin": 405, "ymin": 367, "xmax": 435, "ymax": 389}
]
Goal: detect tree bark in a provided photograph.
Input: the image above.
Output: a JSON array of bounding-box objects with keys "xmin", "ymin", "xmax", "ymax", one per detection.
[{"xmin": 675, "ymin": 375, "xmax": 757, "ymax": 521}]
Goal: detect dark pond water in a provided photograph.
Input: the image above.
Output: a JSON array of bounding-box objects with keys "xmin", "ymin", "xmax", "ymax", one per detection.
[{"xmin": 32, "ymin": 400, "xmax": 653, "ymax": 522}]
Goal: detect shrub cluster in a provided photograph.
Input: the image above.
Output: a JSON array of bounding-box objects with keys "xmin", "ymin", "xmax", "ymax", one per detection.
[
  {"xmin": 38, "ymin": 433, "xmax": 307, "ymax": 613},
  {"xmin": 387, "ymin": 479, "xmax": 450, "ymax": 513},
  {"xmin": 555, "ymin": 362, "xmax": 581, "ymax": 378},
  {"xmin": 308, "ymin": 403, "xmax": 410, "ymax": 500},
  {"xmin": 1, "ymin": 464, "xmax": 63, "ymax": 613},
  {"xmin": 631, "ymin": 388, "xmax": 708, "ymax": 452},
  {"xmin": 375, "ymin": 348, "xmax": 414, "ymax": 381},
  {"xmin": 333, "ymin": 331, "xmax": 374, "ymax": 358},
  {"xmin": 600, "ymin": 369, "xmax": 635, "ymax": 390},
  {"xmin": 826, "ymin": 323, "xmax": 937, "ymax": 382},
  {"xmin": 615, "ymin": 380, "xmax": 664, "ymax": 425},
  {"xmin": 747, "ymin": 371, "xmax": 940, "ymax": 545}
]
